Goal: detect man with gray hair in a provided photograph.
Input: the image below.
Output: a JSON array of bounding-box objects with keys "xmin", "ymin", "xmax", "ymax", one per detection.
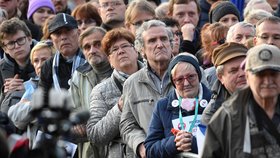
[
  {"xmin": 202, "ymin": 44, "xmax": 280, "ymax": 157},
  {"xmin": 120, "ymin": 19, "xmax": 174, "ymax": 158},
  {"xmin": 226, "ymin": 22, "xmax": 256, "ymax": 45}
]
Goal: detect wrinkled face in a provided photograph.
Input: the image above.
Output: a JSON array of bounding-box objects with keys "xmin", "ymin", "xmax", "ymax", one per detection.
[
  {"xmin": 32, "ymin": 7, "xmax": 55, "ymax": 27},
  {"xmin": 219, "ymin": 14, "xmax": 239, "ymax": 27},
  {"xmin": 254, "ymin": 21, "xmax": 280, "ymax": 49},
  {"xmin": 81, "ymin": 31, "xmax": 108, "ymax": 66},
  {"xmin": 0, "ymin": 0, "xmax": 17, "ymax": 18},
  {"xmin": 2, "ymin": 30, "xmax": 32, "ymax": 64},
  {"xmin": 172, "ymin": 2, "xmax": 199, "ymax": 27},
  {"xmin": 142, "ymin": 26, "xmax": 172, "ymax": 65},
  {"xmin": 108, "ymin": 38, "xmax": 138, "ymax": 72},
  {"xmin": 52, "ymin": 0, "xmax": 67, "ymax": 13},
  {"xmin": 50, "ymin": 27, "xmax": 79, "ymax": 58},
  {"xmin": 126, "ymin": 12, "xmax": 154, "ymax": 36},
  {"xmin": 218, "ymin": 57, "xmax": 247, "ymax": 94},
  {"xmin": 173, "ymin": 62, "xmax": 200, "ymax": 98},
  {"xmin": 99, "ymin": 0, "xmax": 126, "ymax": 25},
  {"xmin": 230, "ymin": 26, "xmax": 254, "ymax": 44},
  {"xmin": 246, "ymin": 69, "xmax": 280, "ymax": 101},
  {"xmin": 32, "ymin": 47, "xmax": 52, "ymax": 75},
  {"xmin": 169, "ymin": 26, "xmax": 181, "ymax": 56}
]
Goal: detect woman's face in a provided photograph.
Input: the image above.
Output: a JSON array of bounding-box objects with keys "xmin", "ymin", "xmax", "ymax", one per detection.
[
  {"xmin": 32, "ymin": 7, "xmax": 54, "ymax": 27},
  {"xmin": 219, "ymin": 14, "xmax": 239, "ymax": 27},
  {"xmin": 32, "ymin": 47, "xmax": 52, "ymax": 75},
  {"xmin": 76, "ymin": 16, "xmax": 97, "ymax": 33}
]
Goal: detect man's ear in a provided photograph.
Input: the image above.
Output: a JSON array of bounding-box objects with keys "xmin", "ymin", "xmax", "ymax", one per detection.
[
  {"xmin": 217, "ymin": 72, "xmax": 224, "ymax": 84},
  {"xmin": 253, "ymin": 36, "xmax": 257, "ymax": 46}
]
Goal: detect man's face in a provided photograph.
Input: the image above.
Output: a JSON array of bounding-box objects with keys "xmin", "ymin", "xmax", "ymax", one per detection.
[
  {"xmin": 0, "ymin": 0, "xmax": 17, "ymax": 18},
  {"xmin": 108, "ymin": 38, "xmax": 138, "ymax": 71},
  {"xmin": 52, "ymin": 0, "xmax": 67, "ymax": 13},
  {"xmin": 50, "ymin": 27, "xmax": 79, "ymax": 58},
  {"xmin": 218, "ymin": 57, "xmax": 247, "ymax": 94},
  {"xmin": 2, "ymin": 30, "xmax": 32, "ymax": 64},
  {"xmin": 81, "ymin": 31, "xmax": 108, "ymax": 66},
  {"xmin": 246, "ymin": 69, "xmax": 280, "ymax": 101},
  {"xmin": 173, "ymin": 62, "xmax": 200, "ymax": 98},
  {"xmin": 99, "ymin": 0, "xmax": 126, "ymax": 25},
  {"xmin": 169, "ymin": 26, "xmax": 181, "ymax": 56},
  {"xmin": 142, "ymin": 26, "xmax": 172, "ymax": 65},
  {"xmin": 230, "ymin": 26, "xmax": 254, "ymax": 45},
  {"xmin": 172, "ymin": 2, "xmax": 199, "ymax": 27},
  {"xmin": 254, "ymin": 21, "xmax": 280, "ymax": 49}
]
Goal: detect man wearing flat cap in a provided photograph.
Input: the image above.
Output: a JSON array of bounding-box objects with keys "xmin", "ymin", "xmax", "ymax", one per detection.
[
  {"xmin": 39, "ymin": 13, "xmax": 85, "ymax": 91},
  {"xmin": 201, "ymin": 42, "xmax": 248, "ymax": 125},
  {"xmin": 202, "ymin": 44, "xmax": 280, "ymax": 157}
]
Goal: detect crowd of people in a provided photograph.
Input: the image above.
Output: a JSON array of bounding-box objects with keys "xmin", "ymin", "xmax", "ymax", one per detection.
[{"xmin": 0, "ymin": 0, "xmax": 280, "ymax": 158}]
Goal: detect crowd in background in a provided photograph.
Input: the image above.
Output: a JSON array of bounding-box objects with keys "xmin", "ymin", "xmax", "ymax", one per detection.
[{"xmin": 0, "ymin": 0, "xmax": 280, "ymax": 158}]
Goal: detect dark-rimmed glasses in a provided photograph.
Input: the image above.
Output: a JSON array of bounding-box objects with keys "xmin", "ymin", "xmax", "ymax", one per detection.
[
  {"xmin": 3, "ymin": 36, "xmax": 27, "ymax": 50},
  {"xmin": 173, "ymin": 73, "xmax": 198, "ymax": 85},
  {"xmin": 109, "ymin": 43, "xmax": 133, "ymax": 55}
]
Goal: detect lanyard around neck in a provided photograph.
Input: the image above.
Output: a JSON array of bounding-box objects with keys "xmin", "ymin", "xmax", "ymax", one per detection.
[{"xmin": 178, "ymin": 96, "xmax": 199, "ymax": 133}]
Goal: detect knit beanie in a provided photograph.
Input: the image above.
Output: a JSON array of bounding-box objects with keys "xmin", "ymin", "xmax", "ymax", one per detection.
[
  {"xmin": 168, "ymin": 54, "xmax": 202, "ymax": 87},
  {"xmin": 209, "ymin": 1, "xmax": 240, "ymax": 23},
  {"xmin": 27, "ymin": 0, "xmax": 55, "ymax": 20}
]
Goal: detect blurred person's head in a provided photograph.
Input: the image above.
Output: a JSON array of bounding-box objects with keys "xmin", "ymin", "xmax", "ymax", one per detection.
[
  {"xmin": 201, "ymin": 22, "xmax": 228, "ymax": 66},
  {"xmin": 0, "ymin": 0, "xmax": 18, "ymax": 19},
  {"xmin": 243, "ymin": 0, "xmax": 273, "ymax": 19},
  {"xmin": 209, "ymin": 1, "xmax": 240, "ymax": 27},
  {"xmin": 254, "ymin": 16, "xmax": 280, "ymax": 49},
  {"xmin": 72, "ymin": 3, "xmax": 102, "ymax": 33},
  {"xmin": 99, "ymin": 0, "xmax": 127, "ymax": 29},
  {"xmin": 160, "ymin": 17, "xmax": 181, "ymax": 56},
  {"xmin": 226, "ymin": 22, "xmax": 255, "ymax": 45},
  {"xmin": 155, "ymin": 2, "xmax": 169, "ymax": 19},
  {"xmin": 267, "ymin": 0, "xmax": 279, "ymax": 10},
  {"xmin": 244, "ymin": 9, "xmax": 272, "ymax": 26},
  {"xmin": 0, "ymin": 8, "xmax": 7, "ymax": 24},
  {"xmin": 168, "ymin": 0, "xmax": 200, "ymax": 27},
  {"xmin": 30, "ymin": 40, "xmax": 55, "ymax": 75},
  {"xmin": 27, "ymin": 0, "xmax": 55, "ymax": 27},
  {"xmin": 51, "ymin": 0, "xmax": 68, "ymax": 13},
  {"xmin": 41, "ymin": 14, "xmax": 55, "ymax": 40},
  {"xmin": 125, "ymin": 0, "xmax": 155, "ymax": 36}
]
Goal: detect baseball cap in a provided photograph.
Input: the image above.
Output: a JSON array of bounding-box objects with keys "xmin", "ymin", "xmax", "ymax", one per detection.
[
  {"xmin": 212, "ymin": 42, "xmax": 248, "ymax": 68},
  {"xmin": 245, "ymin": 44, "xmax": 280, "ymax": 73},
  {"xmin": 48, "ymin": 13, "xmax": 78, "ymax": 34}
]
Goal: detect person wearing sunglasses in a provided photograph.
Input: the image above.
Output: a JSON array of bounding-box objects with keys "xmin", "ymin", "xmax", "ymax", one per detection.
[
  {"xmin": 145, "ymin": 53, "xmax": 211, "ymax": 157},
  {"xmin": 0, "ymin": 18, "xmax": 37, "ymax": 110}
]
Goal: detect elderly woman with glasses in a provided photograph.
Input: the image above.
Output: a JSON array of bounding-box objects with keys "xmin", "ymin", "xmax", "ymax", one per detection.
[
  {"xmin": 87, "ymin": 27, "xmax": 143, "ymax": 158},
  {"xmin": 144, "ymin": 53, "xmax": 211, "ymax": 158}
]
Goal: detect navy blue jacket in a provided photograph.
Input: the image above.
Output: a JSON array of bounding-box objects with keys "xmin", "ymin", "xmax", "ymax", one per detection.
[{"xmin": 144, "ymin": 84, "xmax": 211, "ymax": 158}]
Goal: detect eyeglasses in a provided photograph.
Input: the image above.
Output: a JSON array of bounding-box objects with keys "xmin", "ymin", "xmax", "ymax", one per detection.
[
  {"xmin": 109, "ymin": 43, "xmax": 133, "ymax": 54},
  {"xmin": 100, "ymin": 1, "xmax": 123, "ymax": 9},
  {"xmin": 173, "ymin": 74, "xmax": 197, "ymax": 85},
  {"xmin": 77, "ymin": 19, "xmax": 96, "ymax": 26},
  {"xmin": 3, "ymin": 36, "xmax": 27, "ymax": 50},
  {"xmin": 131, "ymin": 19, "xmax": 152, "ymax": 28}
]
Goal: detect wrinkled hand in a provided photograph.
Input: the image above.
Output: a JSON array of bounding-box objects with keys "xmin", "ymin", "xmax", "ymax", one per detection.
[
  {"xmin": 4, "ymin": 74, "xmax": 24, "ymax": 93},
  {"xmin": 118, "ymin": 96, "xmax": 123, "ymax": 112},
  {"xmin": 174, "ymin": 130, "xmax": 193, "ymax": 151},
  {"xmin": 181, "ymin": 23, "xmax": 195, "ymax": 41},
  {"xmin": 72, "ymin": 124, "xmax": 87, "ymax": 137},
  {"xmin": 137, "ymin": 143, "xmax": 146, "ymax": 158}
]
